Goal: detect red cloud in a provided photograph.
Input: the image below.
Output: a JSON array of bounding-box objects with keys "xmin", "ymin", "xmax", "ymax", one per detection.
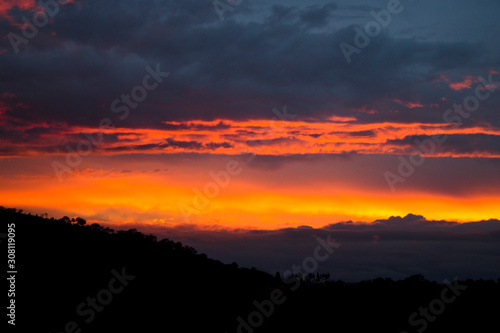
[
  {"xmin": 393, "ymin": 99, "xmax": 423, "ymax": 109},
  {"xmin": 0, "ymin": 0, "xmax": 76, "ymax": 28},
  {"xmin": 435, "ymin": 74, "xmax": 478, "ymax": 91}
]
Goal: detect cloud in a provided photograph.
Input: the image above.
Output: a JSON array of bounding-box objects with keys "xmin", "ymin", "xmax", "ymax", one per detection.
[
  {"xmin": 164, "ymin": 138, "xmax": 203, "ymax": 150},
  {"xmin": 388, "ymin": 134, "xmax": 500, "ymax": 156},
  {"xmin": 299, "ymin": 3, "xmax": 337, "ymax": 27},
  {"xmin": 112, "ymin": 214, "xmax": 500, "ymax": 282},
  {"xmin": 346, "ymin": 130, "xmax": 376, "ymax": 137},
  {"xmin": 70, "ymin": 168, "xmax": 168, "ymax": 177},
  {"xmin": 3, "ymin": 116, "xmax": 498, "ymax": 157},
  {"xmin": 245, "ymin": 137, "xmax": 298, "ymax": 147},
  {"xmin": 0, "ymin": 0, "xmax": 498, "ymax": 132}
]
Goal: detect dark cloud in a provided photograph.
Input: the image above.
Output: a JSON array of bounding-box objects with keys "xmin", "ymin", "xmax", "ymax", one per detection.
[
  {"xmin": 346, "ymin": 130, "xmax": 376, "ymax": 137},
  {"xmin": 205, "ymin": 142, "xmax": 233, "ymax": 149},
  {"xmin": 99, "ymin": 138, "xmax": 233, "ymax": 153},
  {"xmin": 374, "ymin": 213, "xmax": 428, "ymax": 225},
  {"xmin": 388, "ymin": 134, "xmax": 500, "ymax": 155},
  {"xmin": 245, "ymin": 137, "xmax": 298, "ymax": 147},
  {"xmin": 0, "ymin": 0, "xmax": 498, "ymax": 132},
  {"xmin": 161, "ymin": 121, "xmax": 231, "ymax": 131},
  {"xmin": 115, "ymin": 215, "xmax": 500, "ymax": 282},
  {"xmin": 342, "ymin": 5, "xmax": 380, "ymax": 12},
  {"xmin": 265, "ymin": 5, "xmax": 297, "ymax": 25},
  {"xmin": 299, "ymin": 3, "xmax": 337, "ymax": 27},
  {"xmin": 164, "ymin": 138, "xmax": 203, "ymax": 150}
]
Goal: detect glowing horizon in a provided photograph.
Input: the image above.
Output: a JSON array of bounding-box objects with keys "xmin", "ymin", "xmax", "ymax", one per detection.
[{"xmin": 1, "ymin": 152, "xmax": 499, "ymax": 230}]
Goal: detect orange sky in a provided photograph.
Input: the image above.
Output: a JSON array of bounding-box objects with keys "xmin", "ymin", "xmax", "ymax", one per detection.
[
  {"xmin": 1, "ymin": 151, "xmax": 499, "ymax": 229},
  {"xmin": 2, "ymin": 105, "xmax": 500, "ymax": 229}
]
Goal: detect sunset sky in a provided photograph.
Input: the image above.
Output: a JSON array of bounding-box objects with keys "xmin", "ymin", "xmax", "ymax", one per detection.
[{"xmin": 1, "ymin": 0, "xmax": 500, "ymax": 234}]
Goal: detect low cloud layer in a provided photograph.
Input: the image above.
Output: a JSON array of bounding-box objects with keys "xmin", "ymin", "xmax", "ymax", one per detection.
[{"xmin": 115, "ymin": 214, "xmax": 500, "ymax": 282}]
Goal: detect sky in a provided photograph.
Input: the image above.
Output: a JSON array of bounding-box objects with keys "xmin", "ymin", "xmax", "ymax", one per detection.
[{"xmin": 1, "ymin": 0, "xmax": 500, "ymax": 279}]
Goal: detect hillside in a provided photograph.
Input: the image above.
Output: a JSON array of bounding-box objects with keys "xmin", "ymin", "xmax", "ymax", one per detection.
[{"xmin": 2, "ymin": 207, "xmax": 499, "ymax": 332}]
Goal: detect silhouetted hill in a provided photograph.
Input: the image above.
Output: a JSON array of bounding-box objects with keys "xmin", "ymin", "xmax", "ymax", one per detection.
[{"xmin": 2, "ymin": 207, "xmax": 499, "ymax": 332}]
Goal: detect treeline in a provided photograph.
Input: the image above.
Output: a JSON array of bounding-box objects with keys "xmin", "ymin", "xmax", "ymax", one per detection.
[{"xmin": 1, "ymin": 207, "xmax": 498, "ymax": 332}]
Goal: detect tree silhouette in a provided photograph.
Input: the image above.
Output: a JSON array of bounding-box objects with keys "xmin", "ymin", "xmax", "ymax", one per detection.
[
  {"xmin": 1, "ymin": 206, "xmax": 498, "ymax": 333},
  {"xmin": 75, "ymin": 217, "xmax": 86, "ymax": 226}
]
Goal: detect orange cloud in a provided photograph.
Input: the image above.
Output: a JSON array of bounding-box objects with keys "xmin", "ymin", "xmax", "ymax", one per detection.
[
  {"xmin": 2, "ymin": 118, "xmax": 500, "ymax": 158},
  {"xmin": 436, "ymin": 74, "xmax": 478, "ymax": 91},
  {"xmin": 449, "ymin": 80, "xmax": 473, "ymax": 91},
  {"xmin": 393, "ymin": 99, "xmax": 423, "ymax": 109}
]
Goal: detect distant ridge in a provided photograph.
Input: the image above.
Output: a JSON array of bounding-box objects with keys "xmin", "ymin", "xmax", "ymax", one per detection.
[{"xmin": 1, "ymin": 207, "xmax": 499, "ymax": 332}]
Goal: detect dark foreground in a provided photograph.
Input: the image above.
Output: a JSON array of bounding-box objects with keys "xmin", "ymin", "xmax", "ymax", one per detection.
[{"xmin": 2, "ymin": 207, "xmax": 499, "ymax": 332}]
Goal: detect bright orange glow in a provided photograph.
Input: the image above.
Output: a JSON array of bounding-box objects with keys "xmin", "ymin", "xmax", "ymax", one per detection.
[
  {"xmin": 0, "ymin": 167, "xmax": 498, "ymax": 229},
  {"xmin": 1, "ymin": 104, "xmax": 499, "ymax": 228}
]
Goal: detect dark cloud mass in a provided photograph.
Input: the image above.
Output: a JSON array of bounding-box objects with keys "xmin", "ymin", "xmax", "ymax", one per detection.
[
  {"xmin": 118, "ymin": 215, "xmax": 500, "ymax": 282},
  {"xmin": 388, "ymin": 134, "xmax": 500, "ymax": 155},
  {"xmin": 0, "ymin": 0, "xmax": 499, "ymax": 132}
]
